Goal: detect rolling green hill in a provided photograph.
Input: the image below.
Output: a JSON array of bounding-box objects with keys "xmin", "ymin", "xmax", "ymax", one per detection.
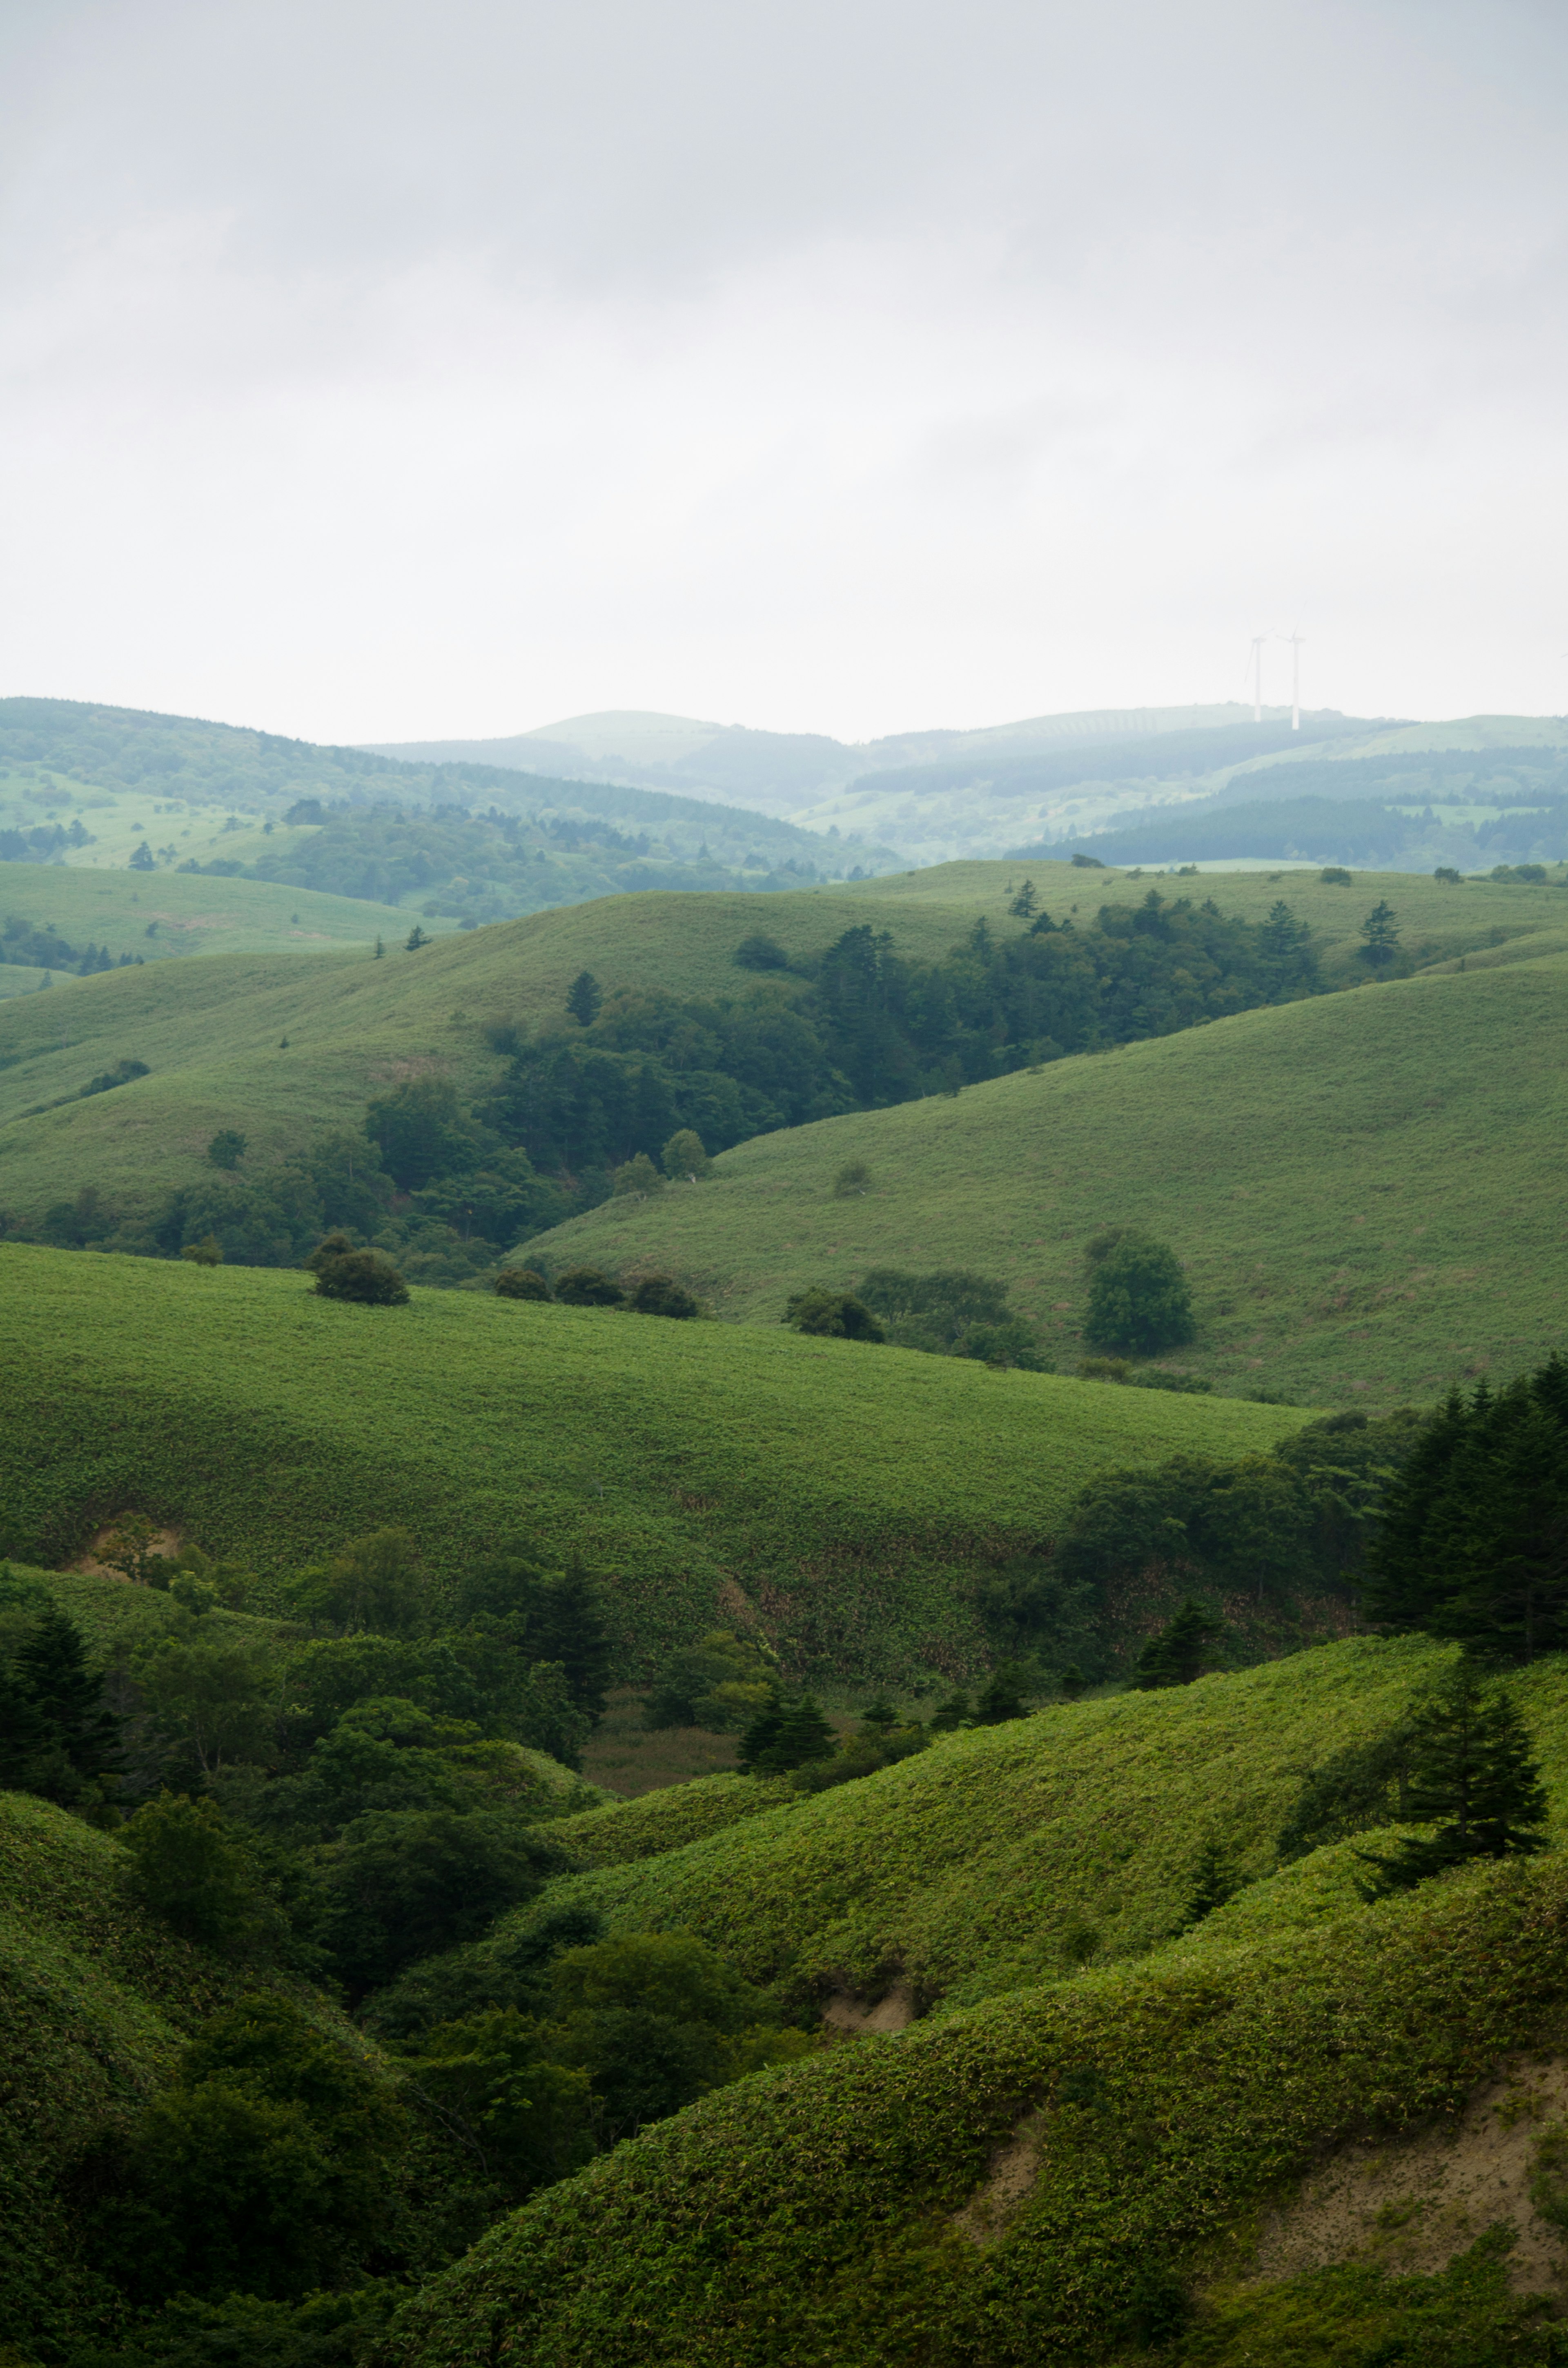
[
  {"xmin": 1, "ymin": 857, "xmax": 1560, "ymax": 1240},
  {"xmin": 0, "ymin": 1246, "xmax": 1301, "ymax": 1682},
  {"xmin": 517, "ymin": 932, "xmax": 1568, "ymax": 1410},
  {"xmin": 390, "ymin": 1635, "xmax": 1568, "ymax": 2368},
  {"xmin": 0, "ymin": 859, "xmax": 433, "ymax": 983}
]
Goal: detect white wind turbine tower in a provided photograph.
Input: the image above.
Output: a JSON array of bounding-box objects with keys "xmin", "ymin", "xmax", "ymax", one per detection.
[
  {"xmin": 1284, "ymin": 629, "xmax": 1305, "ymax": 731},
  {"xmin": 1249, "ymin": 635, "xmax": 1267, "ymax": 722}
]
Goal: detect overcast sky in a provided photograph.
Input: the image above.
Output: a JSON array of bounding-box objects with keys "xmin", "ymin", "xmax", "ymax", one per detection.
[{"xmin": 2, "ymin": 0, "xmax": 1565, "ymax": 746}]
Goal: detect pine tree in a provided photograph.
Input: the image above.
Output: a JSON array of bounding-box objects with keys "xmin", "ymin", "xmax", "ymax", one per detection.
[
  {"xmin": 927, "ymin": 1690, "xmax": 972, "ymax": 1733},
  {"xmin": 738, "ymin": 1689, "xmax": 835, "ymax": 1774},
  {"xmin": 975, "ymin": 1665, "xmax": 1031, "ymax": 1724},
  {"xmin": 1356, "ymin": 1664, "xmax": 1548, "ymax": 1896},
  {"xmin": 1134, "ymin": 1599, "xmax": 1225, "ymax": 1689},
  {"xmin": 1008, "ymin": 880, "xmax": 1038, "ymax": 919},
  {"xmin": 404, "ymin": 924, "xmax": 430, "ymax": 951},
  {"xmin": 17, "ymin": 1605, "xmax": 120, "ymax": 1782},
  {"xmin": 566, "ymin": 971, "xmax": 602, "ymax": 1028},
  {"xmin": 1178, "ymin": 1839, "xmax": 1239, "ymax": 1930},
  {"xmin": 533, "ymin": 1560, "xmax": 614, "ymax": 1725},
  {"xmin": 1358, "ymin": 901, "xmax": 1401, "ymax": 970},
  {"xmin": 0, "ymin": 1661, "xmax": 48, "ymax": 1790}
]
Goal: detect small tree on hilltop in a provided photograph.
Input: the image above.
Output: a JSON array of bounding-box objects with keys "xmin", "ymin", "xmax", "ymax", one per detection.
[
  {"xmin": 1134, "ymin": 1599, "xmax": 1225, "ymax": 1689},
  {"xmin": 566, "ymin": 971, "xmax": 602, "ymax": 1027},
  {"xmin": 1356, "ymin": 1663, "xmax": 1548, "ymax": 1897},
  {"xmin": 1008, "ymin": 880, "xmax": 1038, "ymax": 919},
  {"xmin": 611, "ymin": 1153, "xmax": 664, "ymax": 1199},
  {"xmin": 404, "ymin": 924, "xmax": 430, "ymax": 951},
  {"xmin": 1358, "ymin": 901, "xmax": 1401, "ymax": 970},
  {"xmin": 662, "ymin": 1129, "xmax": 710, "ymax": 1180},
  {"xmin": 1083, "ymin": 1228, "xmax": 1194, "ymax": 1355}
]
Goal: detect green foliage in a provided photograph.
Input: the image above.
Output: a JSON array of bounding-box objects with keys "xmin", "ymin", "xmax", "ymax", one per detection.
[
  {"xmin": 551, "ymin": 1264, "xmax": 624, "ymax": 1305},
  {"xmin": 363, "ymin": 1079, "xmax": 481, "ymax": 1194},
  {"xmin": 118, "ymin": 1793, "xmax": 288, "ymax": 1957},
  {"xmin": 832, "ymin": 1159, "xmax": 871, "ymax": 1197},
  {"xmin": 733, "ymin": 933, "xmax": 789, "ymax": 970},
  {"xmin": 395, "ymin": 2008, "xmax": 595, "ymax": 2196},
  {"xmin": 206, "ymin": 1129, "xmax": 247, "ymax": 1170},
  {"xmin": 1084, "ymin": 1226, "xmax": 1196, "ymax": 1355},
  {"xmin": 738, "ymin": 1687, "xmax": 836, "ymax": 1774},
  {"xmin": 286, "ymin": 1529, "xmax": 430, "ymax": 1637},
  {"xmin": 1359, "ymin": 897, "xmax": 1401, "ymax": 968},
  {"xmin": 1, "ymin": 1601, "xmax": 120, "ymax": 1806},
  {"xmin": 318, "ymin": 1809, "xmax": 570, "ymax": 1999},
  {"xmin": 495, "ymin": 1265, "xmax": 550, "ymax": 1300},
  {"xmin": 1362, "ymin": 1356, "xmax": 1568, "ymax": 1660},
  {"xmin": 307, "ymin": 1231, "xmax": 410, "ymax": 1307},
  {"xmin": 133, "ymin": 1621, "xmax": 280, "ymax": 1778},
  {"xmin": 785, "ymin": 1285, "xmax": 886, "ymax": 1341},
  {"xmin": 1275, "ymin": 1724, "xmax": 1415, "ymax": 1862},
  {"xmin": 660, "ymin": 1128, "xmax": 710, "ymax": 1179},
  {"xmin": 644, "ymin": 1630, "xmax": 779, "ymax": 1732},
  {"xmin": 1134, "ymin": 1598, "xmax": 1227, "ymax": 1688},
  {"xmin": 610, "ymin": 1152, "xmax": 663, "ymax": 1197},
  {"xmin": 627, "ymin": 1273, "xmax": 698, "ymax": 1318},
  {"xmin": 857, "ymin": 1268, "xmax": 1046, "ymax": 1369},
  {"xmin": 566, "ymin": 970, "xmax": 602, "ymax": 1027},
  {"xmin": 1356, "ymin": 1661, "xmax": 1548, "ymax": 1895},
  {"xmin": 84, "ymin": 1990, "xmax": 405, "ymax": 2307}
]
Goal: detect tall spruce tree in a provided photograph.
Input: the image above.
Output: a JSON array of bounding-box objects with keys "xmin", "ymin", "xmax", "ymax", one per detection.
[
  {"xmin": 1362, "ymin": 1357, "xmax": 1568, "ymax": 1659},
  {"xmin": 533, "ymin": 1560, "xmax": 614, "ymax": 1726},
  {"xmin": 15, "ymin": 1605, "xmax": 120, "ymax": 1791},
  {"xmin": 1356, "ymin": 1663, "xmax": 1547, "ymax": 1897},
  {"xmin": 1134, "ymin": 1599, "xmax": 1225, "ymax": 1689}
]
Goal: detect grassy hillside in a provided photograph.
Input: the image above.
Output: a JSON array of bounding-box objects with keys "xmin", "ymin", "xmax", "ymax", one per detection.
[
  {"xmin": 0, "ymin": 858, "xmax": 430, "ymax": 977},
  {"xmin": 390, "ymin": 1637, "xmax": 1568, "ymax": 2368},
  {"xmin": 521, "ymin": 941, "xmax": 1568, "ymax": 1409},
  {"xmin": 0, "ymin": 1246, "xmax": 1300, "ymax": 1682},
  {"xmin": 0, "ymin": 858, "xmax": 1559, "ymax": 1234}
]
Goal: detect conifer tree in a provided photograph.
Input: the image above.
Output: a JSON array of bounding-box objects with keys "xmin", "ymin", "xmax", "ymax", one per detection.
[
  {"xmin": 566, "ymin": 971, "xmax": 602, "ymax": 1027},
  {"xmin": 928, "ymin": 1690, "xmax": 972, "ymax": 1732},
  {"xmin": 1134, "ymin": 1599, "xmax": 1225, "ymax": 1689},
  {"xmin": 533, "ymin": 1560, "xmax": 614, "ymax": 1726},
  {"xmin": 0, "ymin": 1661, "xmax": 47, "ymax": 1790},
  {"xmin": 1356, "ymin": 1664, "xmax": 1547, "ymax": 1897},
  {"xmin": 16, "ymin": 1605, "xmax": 120, "ymax": 1786},
  {"xmin": 975, "ymin": 1665, "xmax": 1031, "ymax": 1724},
  {"xmin": 738, "ymin": 1689, "xmax": 834, "ymax": 1774}
]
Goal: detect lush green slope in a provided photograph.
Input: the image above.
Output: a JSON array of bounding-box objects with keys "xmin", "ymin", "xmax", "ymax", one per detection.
[
  {"xmin": 523, "ymin": 942, "xmax": 1568, "ymax": 1409},
  {"xmin": 0, "ymin": 858, "xmax": 429, "ymax": 978},
  {"xmin": 498, "ymin": 1637, "xmax": 1478, "ymax": 2009},
  {"xmin": 390, "ymin": 1638, "xmax": 1568, "ymax": 2368},
  {"xmin": 0, "ymin": 1246, "xmax": 1299, "ymax": 1681},
  {"xmin": 0, "ymin": 857, "xmax": 1558, "ymax": 1234}
]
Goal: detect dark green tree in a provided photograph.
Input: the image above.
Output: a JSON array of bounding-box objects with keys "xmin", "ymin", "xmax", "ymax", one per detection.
[
  {"xmin": 495, "ymin": 1266, "xmax": 550, "ymax": 1300},
  {"xmin": 1362, "ymin": 1359, "xmax": 1568, "ymax": 1659},
  {"xmin": 307, "ymin": 1232, "xmax": 410, "ymax": 1307},
  {"xmin": 531, "ymin": 1560, "xmax": 614, "ymax": 1725},
  {"xmin": 1083, "ymin": 1228, "xmax": 1195, "ymax": 1356},
  {"xmin": 975, "ymin": 1664, "xmax": 1031, "ymax": 1724},
  {"xmin": 404, "ymin": 924, "xmax": 430, "ymax": 950},
  {"xmin": 129, "ymin": 840, "xmax": 156, "ymax": 871},
  {"xmin": 1178, "ymin": 1839, "xmax": 1240, "ymax": 1930},
  {"xmin": 1008, "ymin": 880, "xmax": 1038, "ymax": 918},
  {"xmin": 206, "ymin": 1128, "xmax": 247, "ymax": 1169},
  {"xmin": 118, "ymin": 1794, "xmax": 288, "ymax": 1957},
  {"xmin": 1133, "ymin": 1599, "xmax": 1225, "ymax": 1688},
  {"xmin": 1356, "ymin": 1665, "xmax": 1548, "ymax": 1896},
  {"xmin": 318, "ymin": 1808, "xmax": 564, "ymax": 1996},
  {"xmin": 738, "ymin": 1688, "xmax": 835, "ymax": 1774},
  {"xmin": 928, "ymin": 1690, "xmax": 972, "ymax": 1732},
  {"xmin": 288, "ymin": 1529, "xmax": 428, "ymax": 1635},
  {"xmin": 629, "ymin": 1274, "xmax": 698, "ymax": 1318},
  {"xmin": 0, "ymin": 1661, "xmax": 48, "ymax": 1790},
  {"xmin": 1358, "ymin": 900, "xmax": 1401, "ymax": 969},
  {"xmin": 363, "ymin": 1077, "xmax": 481, "ymax": 1191},
  {"xmin": 784, "ymin": 1287, "xmax": 886, "ymax": 1342},
  {"xmin": 552, "ymin": 1265, "xmax": 624, "ymax": 1307},
  {"xmin": 566, "ymin": 970, "xmax": 603, "ymax": 1027},
  {"xmin": 733, "ymin": 933, "xmax": 788, "ymax": 970},
  {"xmin": 14, "ymin": 1604, "xmax": 120, "ymax": 1794}
]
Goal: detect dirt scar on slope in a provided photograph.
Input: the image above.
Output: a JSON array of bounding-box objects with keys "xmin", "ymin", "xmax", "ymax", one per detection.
[{"xmin": 820, "ymin": 1984, "xmax": 917, "ymax": 2037}]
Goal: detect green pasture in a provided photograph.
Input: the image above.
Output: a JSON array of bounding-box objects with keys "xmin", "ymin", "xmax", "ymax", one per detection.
[
  {"xmin": 0, "ymin": 857, "xmax": 1560, "ymax": 1235},
  {"xmin": 0, "ymin": 856, "xmax": 428, "ymax": 974},
  {"xmin": 526, "ymin": 946, "xmax": 1568, "ymax": 1409},
  {"xmin": 392, "ymin": 1632, "xmax": 1568, "ymax": 2368},
  {"xmin": 0, "ymin": 1246, "xmax": 1300, "ymax": 1681}
]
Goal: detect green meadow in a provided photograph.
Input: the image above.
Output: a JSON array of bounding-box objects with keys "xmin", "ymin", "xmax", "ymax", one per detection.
[
  {"xmin": 0, "ymin": 857, "xmax": 430, "ymax": 973},
  {"xmin": 526, "ymin": 942, "xmax": 1568, "ymax": 1409},
  {"xmin": 0, "ymin": 1245, "xmax": 1300, "ymax": 1679}
]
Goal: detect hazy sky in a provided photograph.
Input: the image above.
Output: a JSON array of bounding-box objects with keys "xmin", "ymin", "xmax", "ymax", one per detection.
[{"xmin": 2, "ymin": 0, "xmax": 1565, "ymax": 744}]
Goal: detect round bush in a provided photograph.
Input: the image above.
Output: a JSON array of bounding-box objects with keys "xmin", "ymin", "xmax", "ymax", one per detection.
[
  {"xmin": 495, "ymin": 1268, "xmax": 550, "ymax": 1301},
  {"xmin": 554, "ymin": 1267, "xmax": 625, "ymax": 1308},
  {"xmin": 629, "ymin": 1275, "xmax": 699, "ymax": 1320}
]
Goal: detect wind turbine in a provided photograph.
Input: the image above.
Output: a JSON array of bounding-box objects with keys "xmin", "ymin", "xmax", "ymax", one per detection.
[
  {"xmin": 1284, "ymin": 629, "xmax": 1305, "ymax": 731},
  {"xmin": 1248, "ymin": 635, "xmax": 1267, "ymax": 722}
]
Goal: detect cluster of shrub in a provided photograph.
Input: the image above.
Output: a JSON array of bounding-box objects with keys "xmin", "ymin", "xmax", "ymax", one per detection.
[
  {"xmin": 0, "ymin": 1530, "xmax": 821, "ymax": 2361},
  {"xmin": 1, "ymin": 912, "xmax": 137, "ymax": 972}
]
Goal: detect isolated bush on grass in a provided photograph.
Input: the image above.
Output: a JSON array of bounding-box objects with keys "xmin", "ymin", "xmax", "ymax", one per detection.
[
  {"xmin": 661, "ymin": 1128, "xmax": 710, "ymax": 1179},
  {"xmin": 553, "ymin": 1265, "xmax": 624, "ymax": 1307},
  {"xmin": 1083, "ymin": 1226, "xmax": 1195, "ymax": 1356},
  {"xmin": 629, "ymin": 1274, "xmax": 698, "ymax": 1319},
  {"xmin": 307, "ymin": 1231, "xmax": 409, "ymax": 1307},
  {"xmin": 494, "ymin": 1266, "xmax": 549, "ymax": 1300},
  {"xmin": 785, "ymin": 1287, "xmax": 885, "ymax": 1342}
]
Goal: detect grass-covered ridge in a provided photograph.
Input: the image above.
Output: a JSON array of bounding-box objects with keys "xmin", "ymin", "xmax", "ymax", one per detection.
[
  {"xmin": 392, "ymin": 1824, "xmax": 1568, "ymax": 2366},
  {"xmin": 526, "ymin": 944, "xmax": 1568, "ymax": 1408},
  {"xmin": 0, "ymin": 1246, "xmax": 1299, "ymax": 1679}
]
